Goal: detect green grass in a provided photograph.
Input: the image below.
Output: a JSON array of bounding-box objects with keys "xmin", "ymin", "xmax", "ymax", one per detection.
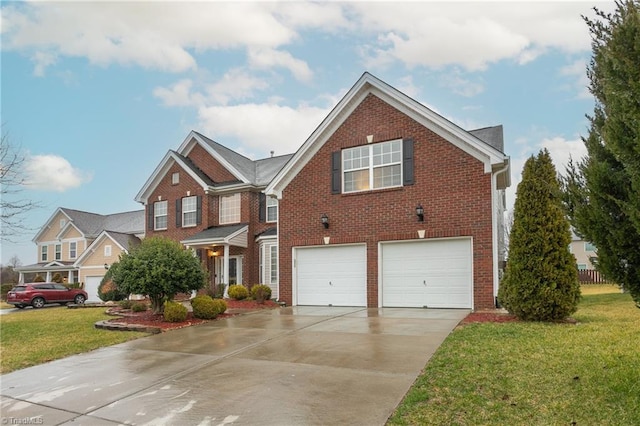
[
  {"xmin": 0, "ymin": 307, "xmax": 149, "ymax": 374},
  {"xmin": 388, "ymin": 288, "xmax": 640, "ymax": 426}
]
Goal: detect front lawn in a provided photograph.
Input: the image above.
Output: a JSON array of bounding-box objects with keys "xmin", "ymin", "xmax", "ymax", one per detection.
[
  {"xmin": 0, "ymin": 307, "xmax": 149, "ymax": 374},
  {"xmin": 388, "ymin": 285, "xmax": 640, "ymax": 425}
]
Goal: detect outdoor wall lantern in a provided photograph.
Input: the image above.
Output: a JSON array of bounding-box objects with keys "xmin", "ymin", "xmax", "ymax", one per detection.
[
  {"xmin": 321, "ymin": 213, "xmax": 329, "ymax": 229},
  {"xmin": 104, "ymin": 263, "xmax": 109, "ymax": 270},
  {"xmin": 416, "ymin": 204, "xmax": 424, "ymax": 222}
]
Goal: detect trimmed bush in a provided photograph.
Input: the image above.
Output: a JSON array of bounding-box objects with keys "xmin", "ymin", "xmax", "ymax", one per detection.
[
  {"xmin": 131, "ymin": 302, "xmax": 148, "ymax": 312},
  {"xmin": 211, "ymin": 298, "xmax": 227, "ymax": 315},
  {"xmin": 1, "ymin": 283, "xmax": 15, "ymax": 301},
  {"xmin": 251, "ymin": 284, "xmax": 272, "ymax": 303},
  {"xmin": 98, "ymin": 279, "xmax": 128, "ymax": 302},
  {"xmin": 119, "ymin": 300, "xmax": 133, "ymax": 309},
  {"xmin": 191, "ymin": 295, "xmax": 218, "ymax": 319},
  {"xmin": 52, "ymin": 273, "xmax": 64, "ymax": 284},
  {"xmin": 228, "ymin": 284, "xmax": 249, "ymax": 300},
  {"xmin": 163, "ymin": 301, "xmax": 187, "ymax": 322},
  {"xmin": 34, "ymin": 275, "xmax": 45, "ymax": 282}
]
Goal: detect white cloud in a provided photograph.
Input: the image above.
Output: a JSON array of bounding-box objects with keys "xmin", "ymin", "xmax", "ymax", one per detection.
[
  {"xmin": 24, "ymin": 154, "xmax": 93, "ymax": 192},
  {"xmin": 197, "ymin": 103, "xmax": 330, "ymax": 158},
  {"xmin": 31, "ymin": 51, "xmax": 57, "ymax": 77},
  {"xmin": 440, "ymin": 73, "xmax": 485, "ymax": 97},
  {"xmin": 205, "ymin": 70, "xmax": 270, "ymax": 105},
  {"xmin": 153, "ymin": 79, "xmax": 205, "ymax": 108},
  {"xmin": 247, "ymin": 48, "xmax": 313, "ymax": 82}
]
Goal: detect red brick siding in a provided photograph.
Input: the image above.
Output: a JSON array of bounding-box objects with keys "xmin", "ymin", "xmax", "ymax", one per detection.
[
  {"xmin": 187, "ymin": 143, "xmax": 238, "ymax": 183},
  {"xmin": 145, "ymin": 162, "xmax": 273, "ymax": 288},
  {"xmin": 278, "ymin": 93, "xmax": 495, "ymax": 309}
]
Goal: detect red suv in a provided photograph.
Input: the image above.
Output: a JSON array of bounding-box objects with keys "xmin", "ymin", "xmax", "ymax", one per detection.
[{"xmin": 7, "ymin": 283, "xmax": 88, "ymax": 309}]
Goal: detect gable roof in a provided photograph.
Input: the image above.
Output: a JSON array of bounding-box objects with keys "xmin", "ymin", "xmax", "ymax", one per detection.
[
  {"xmin": 33, "ymin": 208, "xmax": 144, "ymax": 242},
  {"xmin": 135, "ymin": 131, "xmax": 293, "ymax": 203},
  {"xmin": 266, "ymin": 72, "xmax": 510, "ymax": 198},
  {"xmin": 74, "ymin": 230, "xmax": 142, "ymax": 266},
  {"xmin": 469, "ymin": 125, "xmax": 504, "ymax": 152}
]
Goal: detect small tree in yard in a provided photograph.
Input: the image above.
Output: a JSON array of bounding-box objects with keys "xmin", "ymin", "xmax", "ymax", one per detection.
[
  {"xmin": 498, "ymin": 149, "xmax": 581, "ymax": 321},
  {"xmin": 111, "ymin": 237, "xmax": 206, "ymax": 314}
]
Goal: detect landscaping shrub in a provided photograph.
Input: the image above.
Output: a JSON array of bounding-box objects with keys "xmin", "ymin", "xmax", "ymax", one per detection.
[
  {"xmin": 1, "ymin": 283, "xmax": 15, "ymax": 301},
  {"xmin": 52, "ymin": 273, "xmax": 64, "ymax": 284},
  {"xmin": 212, "ymin": 298, "xmax": 227, "ymax": 315},
  {"xmin": 228, "ymin": 284, "xmax": 249, "ymax": 300},
  {"xmin": 191, "ymin": 295, "xmax": 218, "ymax": 319},
  {"xmin": 204, "ymin": 283, "xmax": 226, "ymax": 299},
  {"xmin": 119, "ymin": 300, "xmax": 133, "ymax": 309},
  {"xmin": 163, "ymin": 301, "xmax": 187, "ymax": 322},
  {"xmin": 98, "ymin": 279, "xmax": 128, "ymax": 302},
  {"xmin": 251, "ymin": 284, "xmax": 272, "ymax": 303},
  {"xmin": 131, "ymin": 302, "xmax": 148, "ymax": 312},
  {"xmin": 34, "ymin": 275, "xmax": 45, "ymax": 282}
]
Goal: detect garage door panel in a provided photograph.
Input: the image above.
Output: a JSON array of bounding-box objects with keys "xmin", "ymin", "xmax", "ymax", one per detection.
[
  {"xmin": 296, "ymin": 245, "xmax": 366, "ymax": 307},
  {"xmin": 381, "ymin": 238, "xmax": 472, "ymax": 309}
]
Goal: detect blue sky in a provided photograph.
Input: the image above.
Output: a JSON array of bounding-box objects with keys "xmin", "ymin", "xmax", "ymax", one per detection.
[{"xmin": 1, "ymin": 1, "xmax": 614, "ymax": 266}]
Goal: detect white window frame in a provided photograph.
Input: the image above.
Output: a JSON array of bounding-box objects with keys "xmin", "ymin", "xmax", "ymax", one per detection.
[
  {"xmin": 69, "ymin": 241, "xmax": 77, "ymax": 259},
  {"xmin": 182, "ymin": 196, "xmax": 197, "ymax": 227},
  {"xmin": 60, "ymin": 219, "xmax": 66, "ymax": 228},
  {"xmin": 266, "ymin": 197, "xmax": 278, "ymax": 222},
  {"xmin": 343, "ymin": 139, "xmax": 402, "ymax": 193},
  {"xmin": 584, "ymin": 242, "xmax": 597, "ymax": 252},
  {"xmin": 172, "ymin": 172, "xmax": 180, "ymax": 185},
  {"xmin": 55, "ymin": 243, "xmax": 62, "ymax": 261},
  {"xmin": 41, "ymin": 245, "xmax": 48, "ymax": 262},
  {"xmin": 577, "ymin": 263, "xmax": 588, "ymax": 271},
  {"xmin": 259, "ymin": 241, "xmax": 278, "ymax": 285},
  {"xmin": 104, "ymin": 245, "xmax": 112, "ymax": 257},
  {"xmin": 270, "ymin": 245, "xmax": 278, "ymax": 284},
  {"xmin": 220, "ymin": 193, "xmax": 241, "ymax": 224},
  {"xmin": 154, "ymin": 200, "xmax": 168, "ymax": 230}
]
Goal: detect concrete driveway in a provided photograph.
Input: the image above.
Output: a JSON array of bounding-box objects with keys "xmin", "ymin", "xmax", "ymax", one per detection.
[{"xmin": 1, "ymin": 306, "xmax": 468, "ymax": 426}]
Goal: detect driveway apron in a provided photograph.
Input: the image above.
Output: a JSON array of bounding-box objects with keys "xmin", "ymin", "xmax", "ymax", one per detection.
[{"xmin": 1, "ymin": 306, "xmax": 468, "ymax": 425}]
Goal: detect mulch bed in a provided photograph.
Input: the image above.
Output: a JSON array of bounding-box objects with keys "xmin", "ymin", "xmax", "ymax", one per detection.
[{"xmin": 105, "ymin": 299, "xmax": 281, "ymax": 331}]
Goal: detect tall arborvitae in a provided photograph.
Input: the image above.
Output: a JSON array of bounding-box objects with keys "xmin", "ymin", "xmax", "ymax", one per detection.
[
  {"xmin": 562, "ymin": 1, "xmax": 640, "ymax": 307},
  {"xmin": 499, "ymin": 149, "xmax": 581, "ymax": 321}
]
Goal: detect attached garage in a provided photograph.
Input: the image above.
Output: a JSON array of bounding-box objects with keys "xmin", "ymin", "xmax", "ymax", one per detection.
[
  {"xmin": 84, "ymin": 276, "xmax": 103, "ymax": 303},
  {"xmin": 380, "ymin": 238, "xmax": 473, "ymax": 309},
  {"xmin": 294, "ymin": 244, "xmax": 366, "ymax": 307}
]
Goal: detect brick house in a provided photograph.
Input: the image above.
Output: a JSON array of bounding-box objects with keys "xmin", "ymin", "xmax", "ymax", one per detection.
[
  {"xmin": 134, "ymin": 131, "xmax": 292, "ymax": 299},
  {"xmin": 266, "ymin": 72, "xmax": 510, "ymax": 310}
]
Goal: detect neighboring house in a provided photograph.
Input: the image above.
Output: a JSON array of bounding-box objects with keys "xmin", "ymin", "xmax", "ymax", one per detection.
[
  {"xmin": 266, "ymin": 72, "xmax": 510, "ymax": 310},
  {"xmin": 570, "ymin": 230, "xmax": 598, "ymax": 270},
  {"xmin": 134, "ymin": 131, "xmax": 292, "ymax": 300},
  {"xmin": 16, "ymin": 208, "xmax": 144, "ymax": 301}
]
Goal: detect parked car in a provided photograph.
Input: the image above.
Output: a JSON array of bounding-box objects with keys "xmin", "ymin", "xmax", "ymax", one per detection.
[{"xmin": 6, "ymin": 283, "xmax": 88, "ymax": 309}]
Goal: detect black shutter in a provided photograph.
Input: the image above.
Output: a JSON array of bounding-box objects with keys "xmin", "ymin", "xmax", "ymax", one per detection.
[
  {"xmin": 331, "ymin": 151, "xmax": 341, "ymax": 194},
  {"xmin": 147, "ymin": 204, "xmax": 154, "ymax": 231},
  {"xmin": 258, "ymin": 193, "xmax": 266, "ymax": 222},
  {"xmin": 176, "ymin": 199, "xmax": 182, "ymax": 228},
  {"xmin": 403, "ymin": 138, "xmax": 415, "ymax": 186},
  {"xmin": 196, "ymin": 196, "xmax": 202, "ymax": 225}
]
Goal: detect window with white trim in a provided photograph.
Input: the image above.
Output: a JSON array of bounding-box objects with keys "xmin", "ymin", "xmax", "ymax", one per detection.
[
  {"xmin": 55, "ymin": 243, "xmax": 62, "ymax": 260},
  {"xmin": 270, "ymin": 245, "xmax": 278, "ymax": 284},
  {"xmin": 154, "ymin": 200, "xmax": 168, "ymax": 230},
  {"xmin": 41, "ymin": 245, "xmax": 48, "ymax": 262},
  {"xmin": 182, "ymin": 196, "xmax": 197, "ymax": 227},
  {"xmin": 259, "ymin": 242, "xmax": 278, "ymax": 285},
  {"xmin": 104, "ymin": 245, "xmax": 112, "ymax": 257},
  {"xmin": 577, "ymin": 263, "xmax": 588, "ymax": 271},
  {"xmin": 584, "ymin": 242, "xmax": 597, "ymax": 252},
  {"xmin": 60, "ymin": 219, "xmax": 66, "ymax": 228},
  {"xmin": 343, "ymin": 139, "xmax": 402, "ymax": 193},
  {"xmin": 220, "ymin": 193, "xmax": 241, "ymax": 224},
  {"xmin": 172, "ymin": 172, "xmax": 180, "ymax": 185},
  {"xmin": 266, "ymin": 197, "xmax": 278, "ymax": 222},
  {"xmin": 69, "ymin": 241, "xmax": 77, "ymax": 259}
]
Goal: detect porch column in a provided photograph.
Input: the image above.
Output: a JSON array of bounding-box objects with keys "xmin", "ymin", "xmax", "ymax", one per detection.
[
  {"xmin": 223, "ymin": 244, "xmax": 230, "ymax": 297},
  {"xmin": 46, "ymin": 271, "xmax": 52, "ymax": 281},
  {"xmin": 19, "ymin": 272, "xmax": 24, "ymax": 283}
]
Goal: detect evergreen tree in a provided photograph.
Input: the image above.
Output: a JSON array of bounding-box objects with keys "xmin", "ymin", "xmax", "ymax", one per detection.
[
  {"xmin": 562, "ymin": 1, "xmax": 640, "ymax": 307},
  {"xmin": 499, "ymin": 150, "xmax": 581, "ymax": 321},
  {"xmin": 111, "ymin": 237, "xmax": 206, "ymax": 313}
]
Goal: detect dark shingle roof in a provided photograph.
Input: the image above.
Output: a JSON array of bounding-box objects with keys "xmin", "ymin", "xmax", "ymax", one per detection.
[
  {"xmin": 468, "ymin": 125, "xmax": 504, "ymax": 152},
  {"xmin": 104, "ymin": 231, "xmax": 142, "ymax": 251},
  {"xmin": 181, "ymin": 224, "xmax": 248, "ymax": 243},
  {"xmin": 61, "ymin": 208, "xmax": 144, "ymax": 238}
]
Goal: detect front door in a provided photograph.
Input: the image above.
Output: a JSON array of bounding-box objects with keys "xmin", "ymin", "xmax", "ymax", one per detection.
[{"xmin": 216, "ymin": 256, "xmax": 243, "ymax": 285}]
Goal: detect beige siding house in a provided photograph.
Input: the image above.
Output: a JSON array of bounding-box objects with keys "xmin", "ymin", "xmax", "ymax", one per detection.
[{"xmin": 16, "ymin": 208, "xmax": 144, "ymax": 301}]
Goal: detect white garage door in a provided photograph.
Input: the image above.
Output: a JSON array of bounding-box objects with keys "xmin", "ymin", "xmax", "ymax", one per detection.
[
  {"xmin": 295, "ymin": 244, "xmax": 366, "ymax": 307},
  {"xmin": 84, "ymin": 276, "xmax": 103, "ymax": 302},
  {"xmin": 381, "ymin": 238, "xmax": 473, "ymax": 309}
]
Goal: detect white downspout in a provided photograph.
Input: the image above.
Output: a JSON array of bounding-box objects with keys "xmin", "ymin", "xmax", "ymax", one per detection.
[{"xmin": 492, "ymin": 158, "xmax": 510, "ymax": 307}]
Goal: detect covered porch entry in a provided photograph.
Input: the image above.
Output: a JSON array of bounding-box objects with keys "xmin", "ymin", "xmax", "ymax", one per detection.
[{"xmin": 181, "ymin": 224, "xmax": 248, "ymax": 294}]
